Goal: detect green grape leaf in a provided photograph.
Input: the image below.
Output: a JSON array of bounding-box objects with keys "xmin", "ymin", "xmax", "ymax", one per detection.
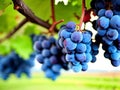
[
  {"xmin": 0, "ymin": 5, "xmax": 20, "ymax": 32},
  {"xmin": 55, "ymin": 2, "xmax": 81, "ymax": 26},
  {"xmin": 10, "ymin": 35, "xmax": 33, "ymax": 59},
  {"xmin": 23, "ymin": 24, "xmax": 47, "ymax": 35},
  {"xmin": 0, "ymin": 0, "xmax": 12, "ymax": 10},
  {"xmin": 24, "ymin": 0, "xmax": 51, "ymax": 21},
  {"xmin": 0, "ymin": 40, "xmax": 11, "ymax": 55},
  {"xmin": 68, "ymin": 0, "xmax": 92, "ymax": 9}
]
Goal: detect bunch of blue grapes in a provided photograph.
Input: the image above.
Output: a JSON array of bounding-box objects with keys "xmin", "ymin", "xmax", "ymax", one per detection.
[
  {"xmin": 93, "ymin": 8, "xmax": 120, "ymax": 66},
  {"xmin": 0, "ymin": 52, "xmax": 35, "ymax": 80},
  {"xmin": 58, "ymin": 22, "xmax": 94, "ymax": 72},
  {"xmin": 34, "ymin": 35, "xmax": 69, "ymax": 80}
]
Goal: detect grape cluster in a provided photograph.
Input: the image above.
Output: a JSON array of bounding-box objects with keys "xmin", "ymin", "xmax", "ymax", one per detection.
[
  {"xmin": 93, "ymin": 8, "xmax": 120, "ymax": 66},
  {"xmin": 58, "ymin": 22, "xmax": 93, "ymax": 72},
  {"xmin": 34, "ymin": 35, "xmax": 69, "ymax": 80},
  {"xmin": 0, "ymin": 52, "xmax": 35, "ymax": 80}
]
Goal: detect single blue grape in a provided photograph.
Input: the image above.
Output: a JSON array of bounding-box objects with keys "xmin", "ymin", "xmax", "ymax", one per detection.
[
  {"xmin": 50, "ymin": 46, "xmax": 58, "ymax": 55},
  {"xmin": 49, "ymin": 56, "xmax": 58, "ymax": 64},
  {"xmin": 65, "ymin": 54, "xmax": 75, "ymax": 62},
  {"xmin": 75, "ymin": 53, "xmax": 86, "ymax": 62},
  {"xmin": 82, "ymin": 31, "xmax": 92, "ymax": 43},
  {"xmin": 45, "ymin": 69, "xmax": 56, "ymax": 80},
  {"xmin": 39, "ymin": 35, "xmax": 46, "ymax": 41},
  {"xmin": 41, "ymin": 64, "xmax": 48, "ymax": 71},
  {"xmin": 81, "ymin": 63, "xmax": 88, "ymax": 71},
  {"xmin": 104, "ymin": 52, "xmax": 110, "ymax": 59},
  {"xmin": 44, "ymin": 58, "xmax": 51, "ymax": 67},
  {"xmin": 33, "ymin": 41, "xmax": 42, "ymax": 52},
  {"xmin": 52, "ymin": 64, "xmax": 62, "ymax": 73},
  {"xmin": 97, "ymin": 27, "xmax": 106, "ymax": 36},
  {"xmin": 48, "ymin": 36, "xmax": 56, "ymax": 44},
  {"xmin": 63, "ymin": 38, "xmax": 77, "ymax": 51},
  {"xmin": 106, "ymin": 29, "xmax": 119, "ymax": 41},
  {"xmin": 66, "ymin": 22, "xmax": 76, "ymax": 32},
  {"xmin": 111, "ymin": 60, "xmax": 120, "ymax": 67},
  {"xmin": 98, "ymin": 16, "xmax": 109, "ymax": 29},
  {"xmin": 42, "ymin": 49, "xmax": 51, "ymax": 57},
  {"xmin": 105, "ymin": 10, "xmax": 113, "ymax": 18},
  {"xmin": 60, "ymin": 29, "xmax": 71, "ymax": 39},
  {"xmin": 98, "ymin": 9, "xmax": 106, "ymax": 17},
  {"xmin": 71, "ymin": 31, "xmax": 83, "ymax": 43},
  {"xmin": 108, "ymin": 46, "xmax": 117, "ymax": 53},
  {"xmin": 102, "ymin": 37, "xmax": 113, "ymax": 45},
  {"xmin": 111, "ymin": 52, "xmax": 120, "ymax": 61},
  {"xmin": 72, "ymin": 64, "xmax": 82, "ymax": 72},
  {"xmin": 92, "ymin": 42, "xmax": 99, "ymax": 51},
  {"xmin": 91, "ymin": 55, "xmax": 96, "ymax": 63},
  {"xmin": 92, "ymin": 50, "xmax": 99, "ymax": 55},
  {"xmin": 36, "ymin": 54, "xmax": 44, "ymax": 63},
  {"xmin": 76, "ymin": 43, "xmax": 86, "ymax": 53},
  {"xmin": 110, "ymin": 15, "xmax": 120, "ymax": 29},
  {"xmin": 85, "ymin": 53, "xmax": 92, "ymax": 63},
  {"xmin": 41, "ymin": 40, "xmax": 51, "ymax": 49}
]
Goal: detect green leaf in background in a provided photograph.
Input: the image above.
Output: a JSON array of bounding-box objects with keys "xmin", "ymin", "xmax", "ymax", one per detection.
[
  {"xmin": 0, "ymin": 40, "xmax": 11, "ymax": 55},
  {"xmin": 68, "ymin": 0, "xmax": 92, "ymax": 9},
  {"xmin": 24, "ymin": 0, "xmax": 51, "ymax": 21},
  {"xmin": 0, "ymin": 5, "xmax": 19, "ymax": 32},
  {"xmin": 0, "ymin": 0, "xmax": 12, "ymax": 10},
  {"xmin": 55, "ymin": 2, "xmax": 81, "ymax": 26},
  {"xmin": 10, "ymin": 35, "xmax": 33, "ymax": 59},
  {"xmin": 23, "ymin": 23, "xmax": 47, "ymax": 35}
]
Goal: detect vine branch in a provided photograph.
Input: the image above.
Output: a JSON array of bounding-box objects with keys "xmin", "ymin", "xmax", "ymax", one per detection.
[
  {"xmin": 12, "ymin": 0, "xmax": 58, "ymax": 32},
  {"xmin": 79, "ymin": 0, "xmax": 86, "ymax": 31},
  {"xmin": 0, "ymin": 18, "xmax": 28, "ymax": 43},
  {"xmin": 51, "ymin": 0, "xmax": 56, "ymax": 23},
  {"xmin": 48, "ymin": 0, "xmax": 64, "ymax": 33}
]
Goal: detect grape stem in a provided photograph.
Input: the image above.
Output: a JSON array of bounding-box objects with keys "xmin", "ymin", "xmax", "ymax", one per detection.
[
  {"xmin": 0, "ymin": 18, "xmax": 28, "ymax": 43},
  {"xmin": 49, "ymin": 0, "xmax": 64, "ymax": 33},
  {"xmin": 49, "ymin": 19, "xmax": 64, "ymax": 32},
  {"xmin": 12, "ymin": 0, "xmax": 58, "ymax": 32},
  {"xmin": 79, "ymin": 0, "xmax": 86, "ymax": 31},
  {"xmin": 51, "ymin": 0, "xmax": 56, "ymax": 23}
]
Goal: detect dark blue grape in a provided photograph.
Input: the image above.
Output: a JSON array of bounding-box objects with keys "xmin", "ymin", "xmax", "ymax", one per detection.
[
  {"xmin": 52, "ymin": 64, "xmax": 62, "ymax": 73},
  {"xmin": 82, "ymin": 31, "xmax": 92, "ymax": 43},
  {"xmin": 41, "ymin": 40, "xmax": 51, "ymax": 49},
  {"xmin": 65, "ymin": 54, "xmax": 75, "ymax": 62},
  {"xmin": 111, "ymin": 60, "xmax": 120, "ymax": 67},
  {"xmin": 106, "ymin": 29, "xmax": 118, "ymax": 41},
  {"xmin": 71, "ymin": 31, "xmax": 83, "ymax": 43},
  {"xmin": 66, "ymin": 22, "xmax": 76, "ymax": 32},
  {"xmin": 60, "ymin": 29, "xmax": 71, "ymax": 39},
  {"xmin": 98, "ymin": 16, "xmax": 109, "ymax": 29},
  {"xmin": 75, "ymin": 53, "xmax": 86, "ymax": 62},
  {"xmin": 72, "ymin": 64, "xmax": 82, "ymax": 72},
  {"xmin": 98, "ymin": 9, "xmax": 106, "ymax": 17},
  {"xmin": 63, "ymin": 38, "xmax": 77, "ymax": 51},
  {"xmin": 105, "ymin": 10, "xmax": 113, "ymax": 18},
  {"xmin": 76, "ymin": 43, "xmax": 86, "ymax": 53}
]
